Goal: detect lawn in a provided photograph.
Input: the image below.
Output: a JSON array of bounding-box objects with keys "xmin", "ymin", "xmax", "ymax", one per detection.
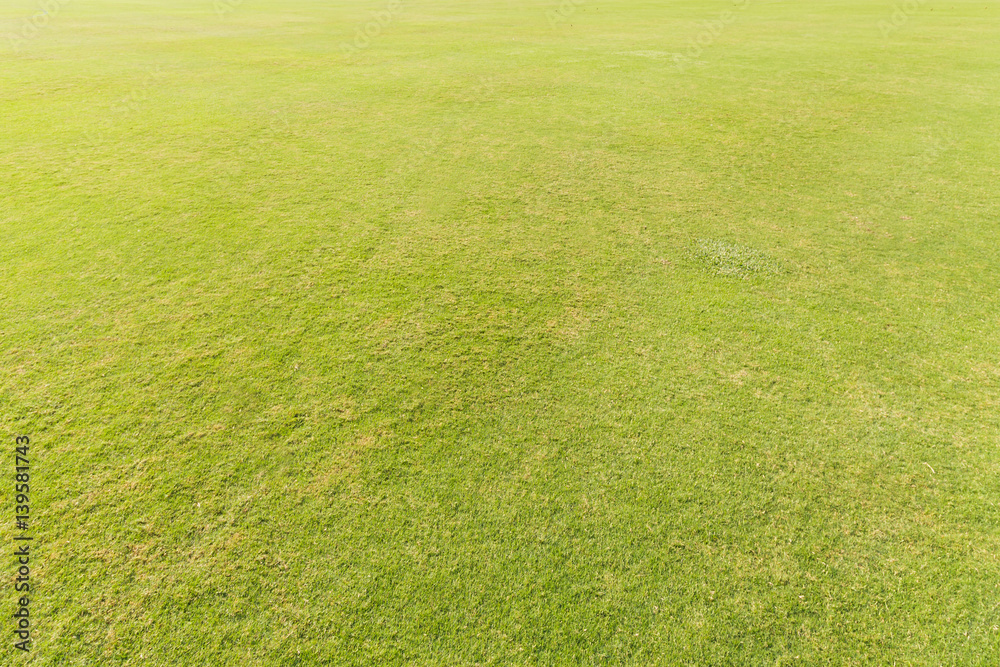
[{"xmin": 2, "ymin": 0, "xmax": 1000, "ymax": 664}]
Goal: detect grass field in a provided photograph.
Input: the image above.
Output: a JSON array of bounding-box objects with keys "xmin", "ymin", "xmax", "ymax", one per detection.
[{"xmin": 3, "ymin": 0, "xmax": 1000, "ymax": 664}]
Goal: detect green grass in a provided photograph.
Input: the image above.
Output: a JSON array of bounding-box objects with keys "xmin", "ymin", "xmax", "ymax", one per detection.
[{"xmin": 2, "ymin": 0, "xmax": 1000, "ymax": 663}]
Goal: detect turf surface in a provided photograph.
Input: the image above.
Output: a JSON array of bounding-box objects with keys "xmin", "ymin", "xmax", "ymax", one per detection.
[{"xmin": 3, "ymin": 0, "xmax": 1000, "ymax": 664}]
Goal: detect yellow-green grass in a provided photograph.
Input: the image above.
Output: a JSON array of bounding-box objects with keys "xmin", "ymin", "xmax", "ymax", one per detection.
[{"xmin": 2, "ymin": 0, "xmax": 1000, "ymax": 663}]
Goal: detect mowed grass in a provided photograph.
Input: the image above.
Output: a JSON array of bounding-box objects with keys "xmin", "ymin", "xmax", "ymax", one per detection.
[{"xmin": 3, "ymin": 0, "xmax": 1000, "ymax": 663}]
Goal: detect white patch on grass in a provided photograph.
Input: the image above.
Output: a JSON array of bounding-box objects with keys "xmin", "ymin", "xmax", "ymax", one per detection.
[{"xmin": 694, "ymin": 239, "xmax": 782, "ymax": 278}]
